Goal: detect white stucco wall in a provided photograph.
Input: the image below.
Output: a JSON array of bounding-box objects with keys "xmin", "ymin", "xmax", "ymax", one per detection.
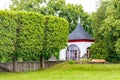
[
  {"xmin": 59, "ymin": 49, "xmax": 66, "ymax": 61},
  {"xmin": 59, "ymin": 42, "xmax": 94, "ymax": 60},
  {"xmin": 68, "ymin": 42, "xmax": 93, "ymax": 57}
]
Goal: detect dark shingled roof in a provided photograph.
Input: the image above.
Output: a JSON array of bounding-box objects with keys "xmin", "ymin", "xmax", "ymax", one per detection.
[{"xmin": 68, "ymin": 23, "xmax": 94, "ymax": 40}]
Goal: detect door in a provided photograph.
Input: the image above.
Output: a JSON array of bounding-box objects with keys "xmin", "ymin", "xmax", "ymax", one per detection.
[{"xmin": 66, "ymin": 44, "xmax": 80, "ymax": 60}]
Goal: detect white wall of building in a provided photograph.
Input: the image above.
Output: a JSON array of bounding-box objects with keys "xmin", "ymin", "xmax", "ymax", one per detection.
[
  {"xmin": 68, "ymin": 42, "xmax": 93, "ymax": 57},
  {"xmin": 59, "ymin": 48, "xmax": 66, "ymax": 61},
  {"xmin": 59, "ymin": 42, "xmax": 94, "ymax": 60}
]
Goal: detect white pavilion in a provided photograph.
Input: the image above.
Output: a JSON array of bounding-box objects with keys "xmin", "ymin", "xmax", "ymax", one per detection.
[{"xmin": 59, "ymin": 18, "xmax": 94, "ymax": 60}]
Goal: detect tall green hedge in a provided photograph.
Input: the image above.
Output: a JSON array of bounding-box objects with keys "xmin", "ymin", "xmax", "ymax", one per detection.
[
  {"xmin": 0, "ymin": 11, "xmax": 45, "ymax": 62},
  {"xmin": 44, "ymin": 16, "xmax": 69, "ymax": 58},
  {"xmin": 0, "ymin": 11, "xmax": 69, "ymax": 62},
  {"xmin": 0, "ymin": 11, "xmax": 17, "ymax": 62},
  {"xmin": 14, "ymin": 12, "xmax": 45, "ymax": 61}
]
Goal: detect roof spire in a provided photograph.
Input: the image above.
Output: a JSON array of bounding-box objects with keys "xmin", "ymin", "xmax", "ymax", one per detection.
[{"xmin": 78, "ymin": 17, "xmax": 81, "ymax": 24}]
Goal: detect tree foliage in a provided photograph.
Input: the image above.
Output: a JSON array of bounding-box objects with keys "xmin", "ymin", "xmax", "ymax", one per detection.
[
  {"xmin": 10, "ymin": 0, "xmax": 92, "ymax": 34},
  {"xmin": 90, "ymin": 0, "xmax": 120, "ymax": 60},
  {"xmin": 9, "ymin": 0, "xmax": 46, "ymax": 12},
  {"xmin": 115, "ymin": 39, "xmax": 120, "ymax": 54}
]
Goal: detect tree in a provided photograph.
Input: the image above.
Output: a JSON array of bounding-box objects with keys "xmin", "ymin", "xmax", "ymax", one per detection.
[
  {"xmin": 90, "ymin": 0, "xmax": 120, "ymax": 61},
  {"xmin": 10, "ymin": 0, "xmax": 92, "ymax": 34},
  {"xmin": 10, "ymin": 0, "xmax": 46, "ymax": 12},
  {"xmin": 99, "ymin": 0, "xmax": 120, "ymax": 54},
  {"xmin": 90, "ymin": 1, "xmax": 110, "ymax": 59}
]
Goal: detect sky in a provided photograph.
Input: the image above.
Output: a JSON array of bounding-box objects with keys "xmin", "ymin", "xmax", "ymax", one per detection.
[
  {"xmin": 66, "ymin": 0, "xmax": 99, "ymax": 13},
  {"xmin": 0, "ymin": 0, "xmax": 100, "ymax": 13}
]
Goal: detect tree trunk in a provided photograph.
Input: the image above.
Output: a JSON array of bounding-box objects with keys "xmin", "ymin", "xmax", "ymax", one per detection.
[
  {"xmin": 13, "ymin": 28, "xmax": 19, "ymax": 72},
  {"xmin": 13, "ymin": 56, "xmax": 17, "ymax": 72},
  {"xmin": 40, "ymin": 54, "xmax": 45, "ymax": 69}
]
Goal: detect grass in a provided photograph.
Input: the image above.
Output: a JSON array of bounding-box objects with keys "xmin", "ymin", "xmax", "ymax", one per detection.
[{"xmin": 0, "ymin": 62, "xmax": 120, "ymax": 80}]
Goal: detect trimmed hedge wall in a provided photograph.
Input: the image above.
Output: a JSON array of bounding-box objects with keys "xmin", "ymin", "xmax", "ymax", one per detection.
[
  {"xmin": 43, "ymin": 16, "xmax": 69, "ymax": 58},
  {"xmin": 0, "ymin": 11, "xmax": 17, "ymax": 61},
  {"xmin": 0, "ymin": 11, "xmax": 69, "ymax": 62},
  {"xmin": 15, "ymin": 12, "xmax": 45, "ymax": 61}
]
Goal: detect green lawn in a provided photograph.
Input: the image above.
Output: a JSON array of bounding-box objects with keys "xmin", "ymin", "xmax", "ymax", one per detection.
[{"xmin": 0, "ymin": 62, "xmax": 120, "ymax": 80}]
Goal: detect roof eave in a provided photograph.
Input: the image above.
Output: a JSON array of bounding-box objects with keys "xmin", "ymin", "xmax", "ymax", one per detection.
[{"xmin": 68, "ymin": 39, "xmax": 94, "ymax": 43}]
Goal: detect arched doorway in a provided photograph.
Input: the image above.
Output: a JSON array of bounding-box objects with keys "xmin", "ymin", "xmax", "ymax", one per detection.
[{"xmin": 66, "ymin": 44, "xmax": 80, "ymax": 60}]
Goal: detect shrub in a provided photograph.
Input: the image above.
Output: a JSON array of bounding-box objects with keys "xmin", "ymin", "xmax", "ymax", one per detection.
[
  {"xmin": 105, "ymin": 54, "xmax": 120, "ymax": 63},
  {"xmin": 68, "ymin": 60, "xmax": 75, "ymax": 64}
]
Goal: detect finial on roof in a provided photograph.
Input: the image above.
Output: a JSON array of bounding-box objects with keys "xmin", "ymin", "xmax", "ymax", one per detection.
[{"xmin": 78, "ymin": 17, "xmax": 81, "ymax": 24}]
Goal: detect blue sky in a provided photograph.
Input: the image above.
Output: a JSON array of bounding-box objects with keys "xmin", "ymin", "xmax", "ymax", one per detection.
[{"xmin": 0, "ymin": 0, "xmax": 100, "ymax": 13}]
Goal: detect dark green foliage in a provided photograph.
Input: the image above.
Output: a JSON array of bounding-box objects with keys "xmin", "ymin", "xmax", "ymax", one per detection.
[
  {"xmin": 90, "ymin": 41, "xmax": 109, "ymax": 59},
  {"xmin": 43, "ymin": 16, "xmax": 69, "ymax": 59},
  {"xmin": 115, "ymin": 39, "xmax": 120, "ymax": 54},
  {"xmin": 90, "ymin": 0, "xmax": 120, "ymax": 62},
  {"xmin": 106, "ymin": 54, "xmax": 120, "ymax": 63}
]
